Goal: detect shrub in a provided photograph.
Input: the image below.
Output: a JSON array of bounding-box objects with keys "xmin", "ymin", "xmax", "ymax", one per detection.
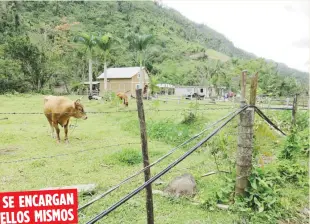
[
  {"xmin": 277, "ymin": 160, "xmax": 307, "ymax": 186},
  {"xmin": 280, "ymin": 129, "xmax": 301, "ymax": 159},
  {"xmin": 114, "ymin": 149, "xmax": 142, "ymax": 165}
]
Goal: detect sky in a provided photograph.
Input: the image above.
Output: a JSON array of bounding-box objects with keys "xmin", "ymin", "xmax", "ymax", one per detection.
[{"xmin": 162, "ymin": 0, "xmax": 310, "ymax": 73}]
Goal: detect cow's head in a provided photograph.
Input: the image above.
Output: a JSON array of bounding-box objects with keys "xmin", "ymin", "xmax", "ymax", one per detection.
[{"xmin": 74, "ymin": 99, "xmax": 87, "ymax": 120}]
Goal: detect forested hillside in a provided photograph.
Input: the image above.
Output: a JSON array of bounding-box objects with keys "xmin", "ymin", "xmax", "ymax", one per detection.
[{"xmin": 0, "ymin": 1, "xmax": 308, "ymax": 95}]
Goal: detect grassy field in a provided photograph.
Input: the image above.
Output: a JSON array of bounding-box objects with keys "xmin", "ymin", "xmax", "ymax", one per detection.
[{"xmin": 0, "ymin": 94, "xmax": 308, "ymax": 224}]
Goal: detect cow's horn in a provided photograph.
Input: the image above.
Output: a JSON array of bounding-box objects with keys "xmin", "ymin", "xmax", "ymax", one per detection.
[{"xmin": 79, "ymin": 96, "xmax": 84, "ymax": 100}]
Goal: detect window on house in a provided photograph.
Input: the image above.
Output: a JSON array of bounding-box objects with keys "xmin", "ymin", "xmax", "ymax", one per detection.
[
  {"xmin": 138, "ymin": 71, "xmax": 142, "ymax": 78},
  {"xmin": 200, "ymin": 88, "xmax": 203, "ymax": 93},
  {"xmin": 136, "ymin": 84, "xmax": 140, "ymax": 89}
]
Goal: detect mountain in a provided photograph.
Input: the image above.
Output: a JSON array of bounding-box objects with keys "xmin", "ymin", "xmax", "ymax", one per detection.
[
  {"xmin": 162, "ymin": 4, "xmax": 308, "ymax": 80},
  {"xmin": 0, "ymin": 1, "xmax": 308, "ymax": 94}
]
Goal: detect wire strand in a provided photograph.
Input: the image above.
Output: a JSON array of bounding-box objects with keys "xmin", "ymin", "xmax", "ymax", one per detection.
[
  {"xmin": 0, "ymin": 143, "xmax": 140, "ymax": 164},
  {"xmin": 85, "ymin": 106, "xmax": 248, "ymax": 224},
  {"xmin": 78, "ymin": 108, "xmax": 240, "ymax": 211}
]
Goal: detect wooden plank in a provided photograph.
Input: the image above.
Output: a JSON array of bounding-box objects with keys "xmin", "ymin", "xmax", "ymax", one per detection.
[
  {"xmin": 249, "ymin": 72, "xmax": 258, "ymax": 106},
  {"xmin": 240, "ymin": 70, "xmax": 247, "ymax": 106},
  {"xmin": 292, "ymin": 94, "xmax": 298, "ymax": 127}
]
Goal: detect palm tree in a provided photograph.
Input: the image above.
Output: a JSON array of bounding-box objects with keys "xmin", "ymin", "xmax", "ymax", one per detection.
[
  {"xmin": 149, "ymin": 76, "xmax": 160, "ymax": 95},
  {"xmin": 126, "ymin": 33, "xmax": 154, "ymax": 90},
  {"xmin": 74, "ymin": 33, "xmax": 97, "ymax": 95},
  {"xmin": 96, "ymin": 33, "xmax": 119, "ymax": 91}
]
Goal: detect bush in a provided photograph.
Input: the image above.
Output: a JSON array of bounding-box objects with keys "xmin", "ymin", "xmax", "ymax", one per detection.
[
  {"xmin": 277, "ymin": 160, "xmax": 307, "ymax": 186},
  {"xmin": 280, "ymin": 129, "xmax": 301, "ymax": 159},
  {"xmin": 123, "ymin": 118, "xmax": 193, "ymax": 144},
  {"xmin": 147, "ymin": 119, "xmax": 191, "ymax": 144},
  {"xmin": 181, "ymin": 111, "xmax": 196, "ymax": 124},
  {"xmin": 114, "ymin": 149, "xmax": 142, "ymax": 165}
]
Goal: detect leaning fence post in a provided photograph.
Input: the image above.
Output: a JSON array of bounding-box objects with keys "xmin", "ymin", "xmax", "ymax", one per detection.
[
  {"xmin": 235, "ymin": 71, "xmax": 256, "ymax": 196},
  {"xmin": 292, "ymin": 94, "xmax": 298, "ymax": 127},
  {"xmin": 240, "ymin": 70, "xmax": 247, "ymax": 107},
  {"xmin": 136, "ymin": 89, "xmax": 154, "ymax": 224}
]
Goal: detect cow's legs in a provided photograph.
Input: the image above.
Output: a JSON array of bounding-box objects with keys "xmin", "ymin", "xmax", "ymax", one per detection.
[
  {"xmin": 64, "ymin": 120, "xmax": 69, "ymax": 144},
  {"xmin": 51, "ymin": 114, "xmax": 61, "ymax": 143},
  {"xmin": 52, "ymin": 122, "xmax": 60, "ymax": 143},
  {"xmin": 48, "ymin": 119, "xmax": 55, "ymax": 138},
  {"xmin": 45, "ymin": 115, "xmax": 55, "ymax": 138}
]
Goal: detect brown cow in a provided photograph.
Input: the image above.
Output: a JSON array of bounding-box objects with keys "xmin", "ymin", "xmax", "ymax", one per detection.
[
  {"xmin": 43, "ymin": 95, "xmax": 87, "ymax": 143},
  {"xmin": 116, "ymin": 92, "xmax": 128, "ymax": 107}
]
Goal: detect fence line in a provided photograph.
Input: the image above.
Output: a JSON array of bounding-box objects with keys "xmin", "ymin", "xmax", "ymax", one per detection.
[
  {"xmin": 0, "ymin": 106, "xmax": 308, "ymax": 116},
  {"xmin": 252, "ymin": 106, "xmax": 286, "ymax": 136},
  {"xmin": 0, "ymin": 142, "xmax": 140, "ymax": 164},
  {"xmin": 78, "ymin": 108, "xmax": 240, "ymax": 211},
  {"xmin": 85, "ymin": 106, "xmax": 248, "ymax": 224},
  {"xmin": 84, "ymin": 105, "xmax": 287, "ymax": 223},
  {"xmin": 0, "ymin": 107, "xmax": 236, "ymax": 115}
]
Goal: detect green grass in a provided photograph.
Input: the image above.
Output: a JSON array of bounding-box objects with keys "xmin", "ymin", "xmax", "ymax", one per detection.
[{"xmin": 0, "ymin": 94, "xmax": 308, "ymax": 223}]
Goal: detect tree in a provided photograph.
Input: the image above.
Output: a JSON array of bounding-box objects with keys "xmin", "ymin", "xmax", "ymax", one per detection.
[
  {"xmin": 74, "ymin": 33, "xmax": 97, "ymax": 95},
  {"xmin": 5, "ymin": 36, "xmax": 51, "ymax": 91},
  {"xmin": 126, "ymin": 33, "xmax": 154, "ymax": 90},
  {"xmin": 96, "ymin": 33, "xmax": 119, "ymax": 91},
  {"xmin": 149, "ymin": 76, "xmax": 160, "ymax": 94}
]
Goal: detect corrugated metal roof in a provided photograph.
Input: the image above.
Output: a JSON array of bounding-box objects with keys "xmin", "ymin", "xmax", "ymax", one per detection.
[
  {"xmin": 97, "ymin": 67, "xmax": 145, "ymax": 79},
  {"xmin": 156, "ymin": 84, "xmax": 175, "ymax": 88}
]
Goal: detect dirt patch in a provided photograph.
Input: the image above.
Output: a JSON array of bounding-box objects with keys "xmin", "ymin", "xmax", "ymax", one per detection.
[{"xmin": 0, "ymin": 146, "xmax": 19, "ymax": 155}]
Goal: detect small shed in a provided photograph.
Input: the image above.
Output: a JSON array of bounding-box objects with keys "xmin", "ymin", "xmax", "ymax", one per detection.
[
  {"xmin": 82, "ymin": 81, "xmax": 100, "ymax": 95},
  {"xmin": 175, "ymin": 86, "xmax": 209, "ymax": 97},
  {"xmin": 97, "ymin": 67, "xmax": 149, "ymax": 97}
]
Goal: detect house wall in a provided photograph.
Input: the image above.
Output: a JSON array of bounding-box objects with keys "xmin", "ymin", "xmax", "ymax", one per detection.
[
  {"xmin": 131, "ymin": 72, "xmax": 149, "ymax": 96},
  {"xmin": 175, "ymin": 87, "xmax": 211, "ymax": 97},
  {"xmin": 131, "ymin": 69, "xmax": 149, "ymax": 88},
  {"xmin": 99, "ymin": 78, "xmax": 131, "ymax": 96},
  {"xmin": 98, "ymin": 69, "xmax": 149, "ymax": 97},
  {"xmin": 175, "ymin": 87, "xmax": 192, "ymax": 96}
]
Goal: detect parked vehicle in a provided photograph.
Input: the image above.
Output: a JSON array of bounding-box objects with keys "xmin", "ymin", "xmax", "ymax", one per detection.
[{"xmin": 185, "ymin": 92, "xmax": 204, "ymax": 100}]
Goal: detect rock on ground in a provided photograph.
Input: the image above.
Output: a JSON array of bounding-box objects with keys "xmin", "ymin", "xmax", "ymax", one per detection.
[{"xmin": 164, "ymin": 173, "xmax": 196, "ymax": 197}]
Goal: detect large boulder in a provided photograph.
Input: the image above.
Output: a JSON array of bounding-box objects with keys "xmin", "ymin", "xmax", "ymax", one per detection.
[{"xmin": 164, "ymin": 173, "xmax": 197, "ymax": 197}]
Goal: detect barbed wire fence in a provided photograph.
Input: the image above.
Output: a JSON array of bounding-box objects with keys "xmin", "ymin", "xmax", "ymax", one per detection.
[
  {"xmin": 82, "ymin": 103, "xmax": 288, "ymax": 224},
  {"xmin": 0, "ymin": 142, "xmax": 140, "ymax": 164},
  {"xmin": 0, "ymin": 89, "xmax": 306, "ymax": 223}
]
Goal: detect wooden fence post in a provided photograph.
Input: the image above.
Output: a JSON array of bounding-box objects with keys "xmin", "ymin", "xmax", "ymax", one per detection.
[
  {"xmin": 292, "ymin": 94, "xmax": 298, "ymax": 127},
  {"xmin": 235, "ymin": 71, "xmax": 257, "ymax": 196},
  {"xmin": 240, "ymin": 70, "xmax": 247, "ymax": 106},
  {"xmin": 136, "ymin": 89, "xmax": 154, "ymax": 224}
]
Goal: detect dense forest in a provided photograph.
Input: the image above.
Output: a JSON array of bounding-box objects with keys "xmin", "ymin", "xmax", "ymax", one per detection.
[{"xmin": 0, "ymin": 1, "xmax": 308, "ymax": 95}]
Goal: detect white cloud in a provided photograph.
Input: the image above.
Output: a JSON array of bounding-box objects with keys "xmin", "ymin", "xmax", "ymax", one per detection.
[{"xmin": 162, "ymin": 0, "xmax": 310, "ymax": 72}]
